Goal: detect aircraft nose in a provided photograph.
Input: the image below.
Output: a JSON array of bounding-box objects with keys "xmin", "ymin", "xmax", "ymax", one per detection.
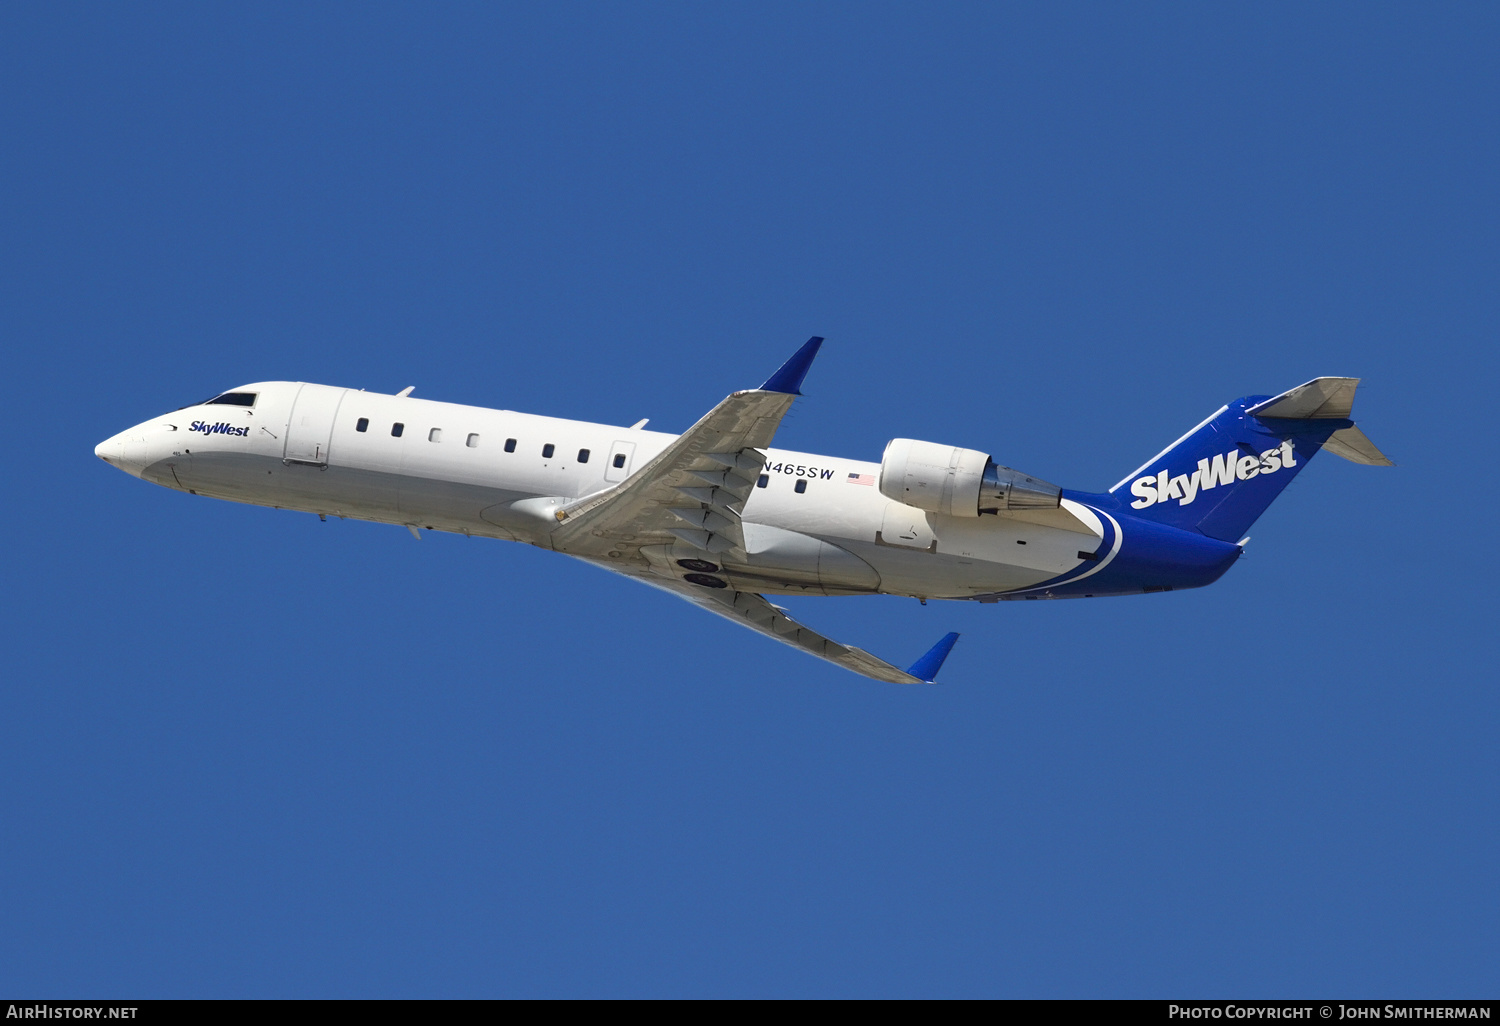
[{"xmin": 94, "ymin": 428, "xmax": 152, "ymax": 478}]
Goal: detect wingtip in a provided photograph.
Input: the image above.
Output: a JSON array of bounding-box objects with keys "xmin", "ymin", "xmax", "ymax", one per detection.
[
  {"xmin": 760, "ymin": 336, "xmax": 825, "ymax": 395},
  {"xmin": 907, "ymin": 631, "xmax": 960, "ymax": 684}
]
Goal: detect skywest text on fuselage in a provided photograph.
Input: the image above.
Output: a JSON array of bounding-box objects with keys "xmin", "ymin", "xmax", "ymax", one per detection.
[{"xmin": 189, "ymin": 420, "xmax": 251, "ymax": 437}]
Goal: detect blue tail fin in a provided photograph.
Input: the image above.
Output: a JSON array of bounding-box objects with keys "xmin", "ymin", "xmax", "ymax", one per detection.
[{"xmin": 1109, "ymin": 378, "xmax": 1390, "ymax": 542}]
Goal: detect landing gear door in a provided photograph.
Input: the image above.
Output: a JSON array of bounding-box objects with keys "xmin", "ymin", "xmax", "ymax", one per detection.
[
  {"xmin": 283, "ymin": 384, "xmax": 347, "ymax": 466},
  {"xmin": 604, "ymin": 440, "xmax": 636, "ymax": 482}
]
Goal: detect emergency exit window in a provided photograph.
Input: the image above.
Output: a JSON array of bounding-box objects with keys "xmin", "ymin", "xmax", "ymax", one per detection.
[{"xmin": 613, "ymin": 453, "xmax": 627, "ymax": 469}]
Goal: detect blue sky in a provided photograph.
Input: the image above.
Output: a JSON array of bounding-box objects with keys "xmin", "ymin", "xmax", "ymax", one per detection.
[{"xmin": 2, "ymin": 2, "xmax": 1496, "ymax": 997}]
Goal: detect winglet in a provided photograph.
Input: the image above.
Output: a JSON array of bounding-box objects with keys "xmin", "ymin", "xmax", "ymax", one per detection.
[
  {"xmin": 906, "ymin": 632, "xmax": 960, "ymax": 684},
  {"xmin": 760, "ymin": 336, "xmax": 825, "ymax": 395}
]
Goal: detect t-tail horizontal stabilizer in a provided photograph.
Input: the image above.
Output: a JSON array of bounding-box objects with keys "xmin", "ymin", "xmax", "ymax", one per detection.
[
  {"xmin": 1319, "ymin": 425, "xmax": 1392, "ymax": 466},
  {"xmin": 1247, "ymin": 376, "xmax": 1394, "ymax": 466}
]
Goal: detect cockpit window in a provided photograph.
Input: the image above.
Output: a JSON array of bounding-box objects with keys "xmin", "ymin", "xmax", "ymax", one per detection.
[{"xmin": 205, "ymin": 392, "xmax": 257, "ymax": 407}]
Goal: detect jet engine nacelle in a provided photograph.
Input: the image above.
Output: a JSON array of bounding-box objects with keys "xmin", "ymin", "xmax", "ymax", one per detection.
[{"xmin": 878, "ymin": 438, "xmax": 1062, "ymax": 517}]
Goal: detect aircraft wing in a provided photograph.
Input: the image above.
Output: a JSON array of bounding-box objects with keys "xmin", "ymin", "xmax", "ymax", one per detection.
[
  {"xmin": 547, "ymin": 336, "xmax": 961, "ymax": 685},
  {"xmin": 549, "ymin": 337, "xmax": 824, "ymax": 557},
  {"xmin": 637, "ymin": 573, "xmax": 959, "ymax": 685}
]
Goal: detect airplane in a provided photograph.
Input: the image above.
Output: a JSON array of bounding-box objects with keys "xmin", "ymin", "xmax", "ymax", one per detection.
[{"xmin": 93, "ymin": 338, "xmax": 1391, "ymax": 684}]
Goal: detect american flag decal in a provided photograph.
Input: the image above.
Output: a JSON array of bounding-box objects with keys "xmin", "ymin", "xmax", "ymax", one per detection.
[{"xmin": 847, "ymin": 472, "xmax": 875, "ymax": 486}]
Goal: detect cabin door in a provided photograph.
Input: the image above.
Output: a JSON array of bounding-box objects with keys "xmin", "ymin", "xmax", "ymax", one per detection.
[{"xmin": 283, "ymin": 384, "xmax": 347, "ymax": 466}]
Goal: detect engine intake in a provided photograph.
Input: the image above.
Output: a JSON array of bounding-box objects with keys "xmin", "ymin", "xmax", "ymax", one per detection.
[{"xmin": 879, "ymin": 438, "xmax": 1061, "ymax": 518}]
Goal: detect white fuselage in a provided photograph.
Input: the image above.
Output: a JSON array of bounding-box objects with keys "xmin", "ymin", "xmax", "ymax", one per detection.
[{"xmin": 96, "ymin": 381, "xmax": 1104, "ymax": 600}]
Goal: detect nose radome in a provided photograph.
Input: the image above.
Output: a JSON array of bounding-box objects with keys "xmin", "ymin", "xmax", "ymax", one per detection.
[{"xmin": 94, "ymin": 429, "xmax": 150, "ymax": 478}]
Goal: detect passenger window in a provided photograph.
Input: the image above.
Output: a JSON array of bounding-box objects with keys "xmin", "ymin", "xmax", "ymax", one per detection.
[
  {"xmin": 392, "ymin": 423, "xmax": 404, "ymax": 437},
  {"xmin": 504, "ymin": 438, "xmax": 517, "ymax": 453},
  {"xmin": 794, "ymin": 479, "xmax": 807, "ymax": 494},
  {"xmin": 466, "ymin": 434, "xmax": 479, "ymax": 448},
  {"xmin": 356, "ymin": 418, "xmax": 369, "ymax": 433},
  {"xmin": 429, "ymin": 428, "xmax": 442, "ymax": 442},
  {"xmin": 206, "ymin": 392, "xmax": 257, "ymax": 407},
  {"xmin": 542, "ymin": 443, "xmax": 555, "ymax": 459},
  {"xmin": 613, "ymin": 453, "xmax": 627, "ymax": 469},
  {"xmin": 577, "ymin": 448, "xmax": 590, "ymax": 463},
  {"xmin": 757, "ymin": 475, "xmax": 769, "ymax": 488}
]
